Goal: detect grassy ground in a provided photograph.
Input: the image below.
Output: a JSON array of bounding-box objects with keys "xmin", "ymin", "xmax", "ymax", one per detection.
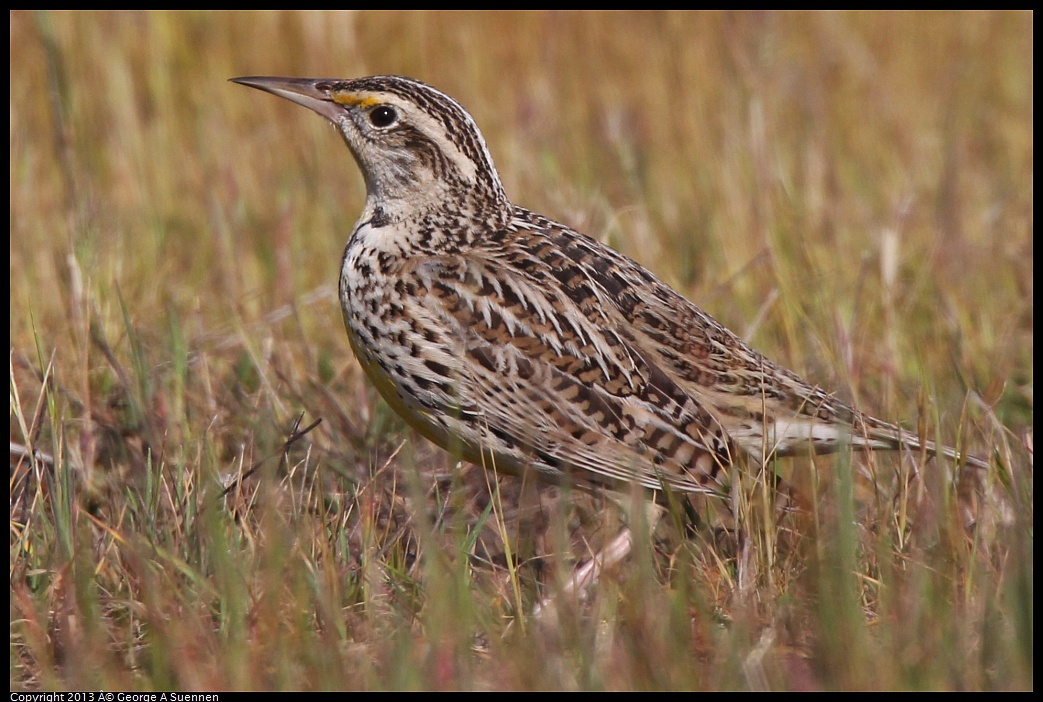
[{"xmin": 10, "ymin": 11, "xmax": 1032, "ymax": 691}]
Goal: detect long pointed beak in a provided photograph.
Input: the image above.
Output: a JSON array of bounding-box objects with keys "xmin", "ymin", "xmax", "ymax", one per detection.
[{"xmin": 230, "ymin": 76, "xmax": 344, "ymax": 122}]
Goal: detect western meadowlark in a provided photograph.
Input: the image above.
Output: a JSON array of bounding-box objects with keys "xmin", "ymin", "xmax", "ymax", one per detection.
[{"xmin": 231, "ymin": 75, "xmax": 987, "ymax": 527}]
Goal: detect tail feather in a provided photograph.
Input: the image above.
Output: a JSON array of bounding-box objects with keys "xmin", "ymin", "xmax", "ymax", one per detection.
[
  {"xmin": 751, "ymin": 414, "xmax": 988, "ymax": 471},
  {"xmin": 855, "ymin": 414, "xmax": 992, "ymax": 530},
  {"xmin": 856, "ymin": 413, "xmax": 989, "ymax": 471}
]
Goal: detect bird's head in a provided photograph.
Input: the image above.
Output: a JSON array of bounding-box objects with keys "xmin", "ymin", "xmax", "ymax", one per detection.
[{"xmin": 232, "ymin": 75, "xmax": 510, "ymax": 226}]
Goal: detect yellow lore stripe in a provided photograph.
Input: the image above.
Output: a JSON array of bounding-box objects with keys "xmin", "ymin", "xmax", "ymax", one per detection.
[{"xmin": 331, "ymin": 92, "xmax": 382, "ymax": 109}]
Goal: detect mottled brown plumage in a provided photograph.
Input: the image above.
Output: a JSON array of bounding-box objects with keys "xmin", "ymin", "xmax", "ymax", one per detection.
[{"xmin": 232, "ymin": 75, "xmax": 987, "ymax": 504}]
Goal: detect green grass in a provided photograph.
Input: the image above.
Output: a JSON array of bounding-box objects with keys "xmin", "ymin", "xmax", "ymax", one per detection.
[{"xmin": 10, "ymin": 10, "xmax": 1032, "ymax": 690}]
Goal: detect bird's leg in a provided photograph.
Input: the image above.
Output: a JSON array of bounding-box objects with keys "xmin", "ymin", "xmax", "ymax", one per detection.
[{"xmin": 532, "ymin": 497, "xmax": 664, "ymax": 619}]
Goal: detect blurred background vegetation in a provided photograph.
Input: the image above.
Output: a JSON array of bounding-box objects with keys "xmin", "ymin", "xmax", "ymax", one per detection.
[{"xmin": 10, "ymin": 11, "xmax": 1032, "ymax": 690}]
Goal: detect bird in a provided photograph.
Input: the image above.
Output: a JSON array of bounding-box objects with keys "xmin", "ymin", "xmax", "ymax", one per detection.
[{"xmin": 230, "ymin": 74, "xmax": 987, "ymax": 526}]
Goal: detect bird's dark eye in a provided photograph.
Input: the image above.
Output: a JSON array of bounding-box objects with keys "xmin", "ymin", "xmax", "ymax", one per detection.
[{"xmin": 368, "ymin": 105, "xmax": 397, "ymax": 128}]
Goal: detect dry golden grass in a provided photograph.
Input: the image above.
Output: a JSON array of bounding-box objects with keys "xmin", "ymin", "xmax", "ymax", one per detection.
[{"xmin": 10, "ymin": 11, "xmax": 1032, "ymax": 690}]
